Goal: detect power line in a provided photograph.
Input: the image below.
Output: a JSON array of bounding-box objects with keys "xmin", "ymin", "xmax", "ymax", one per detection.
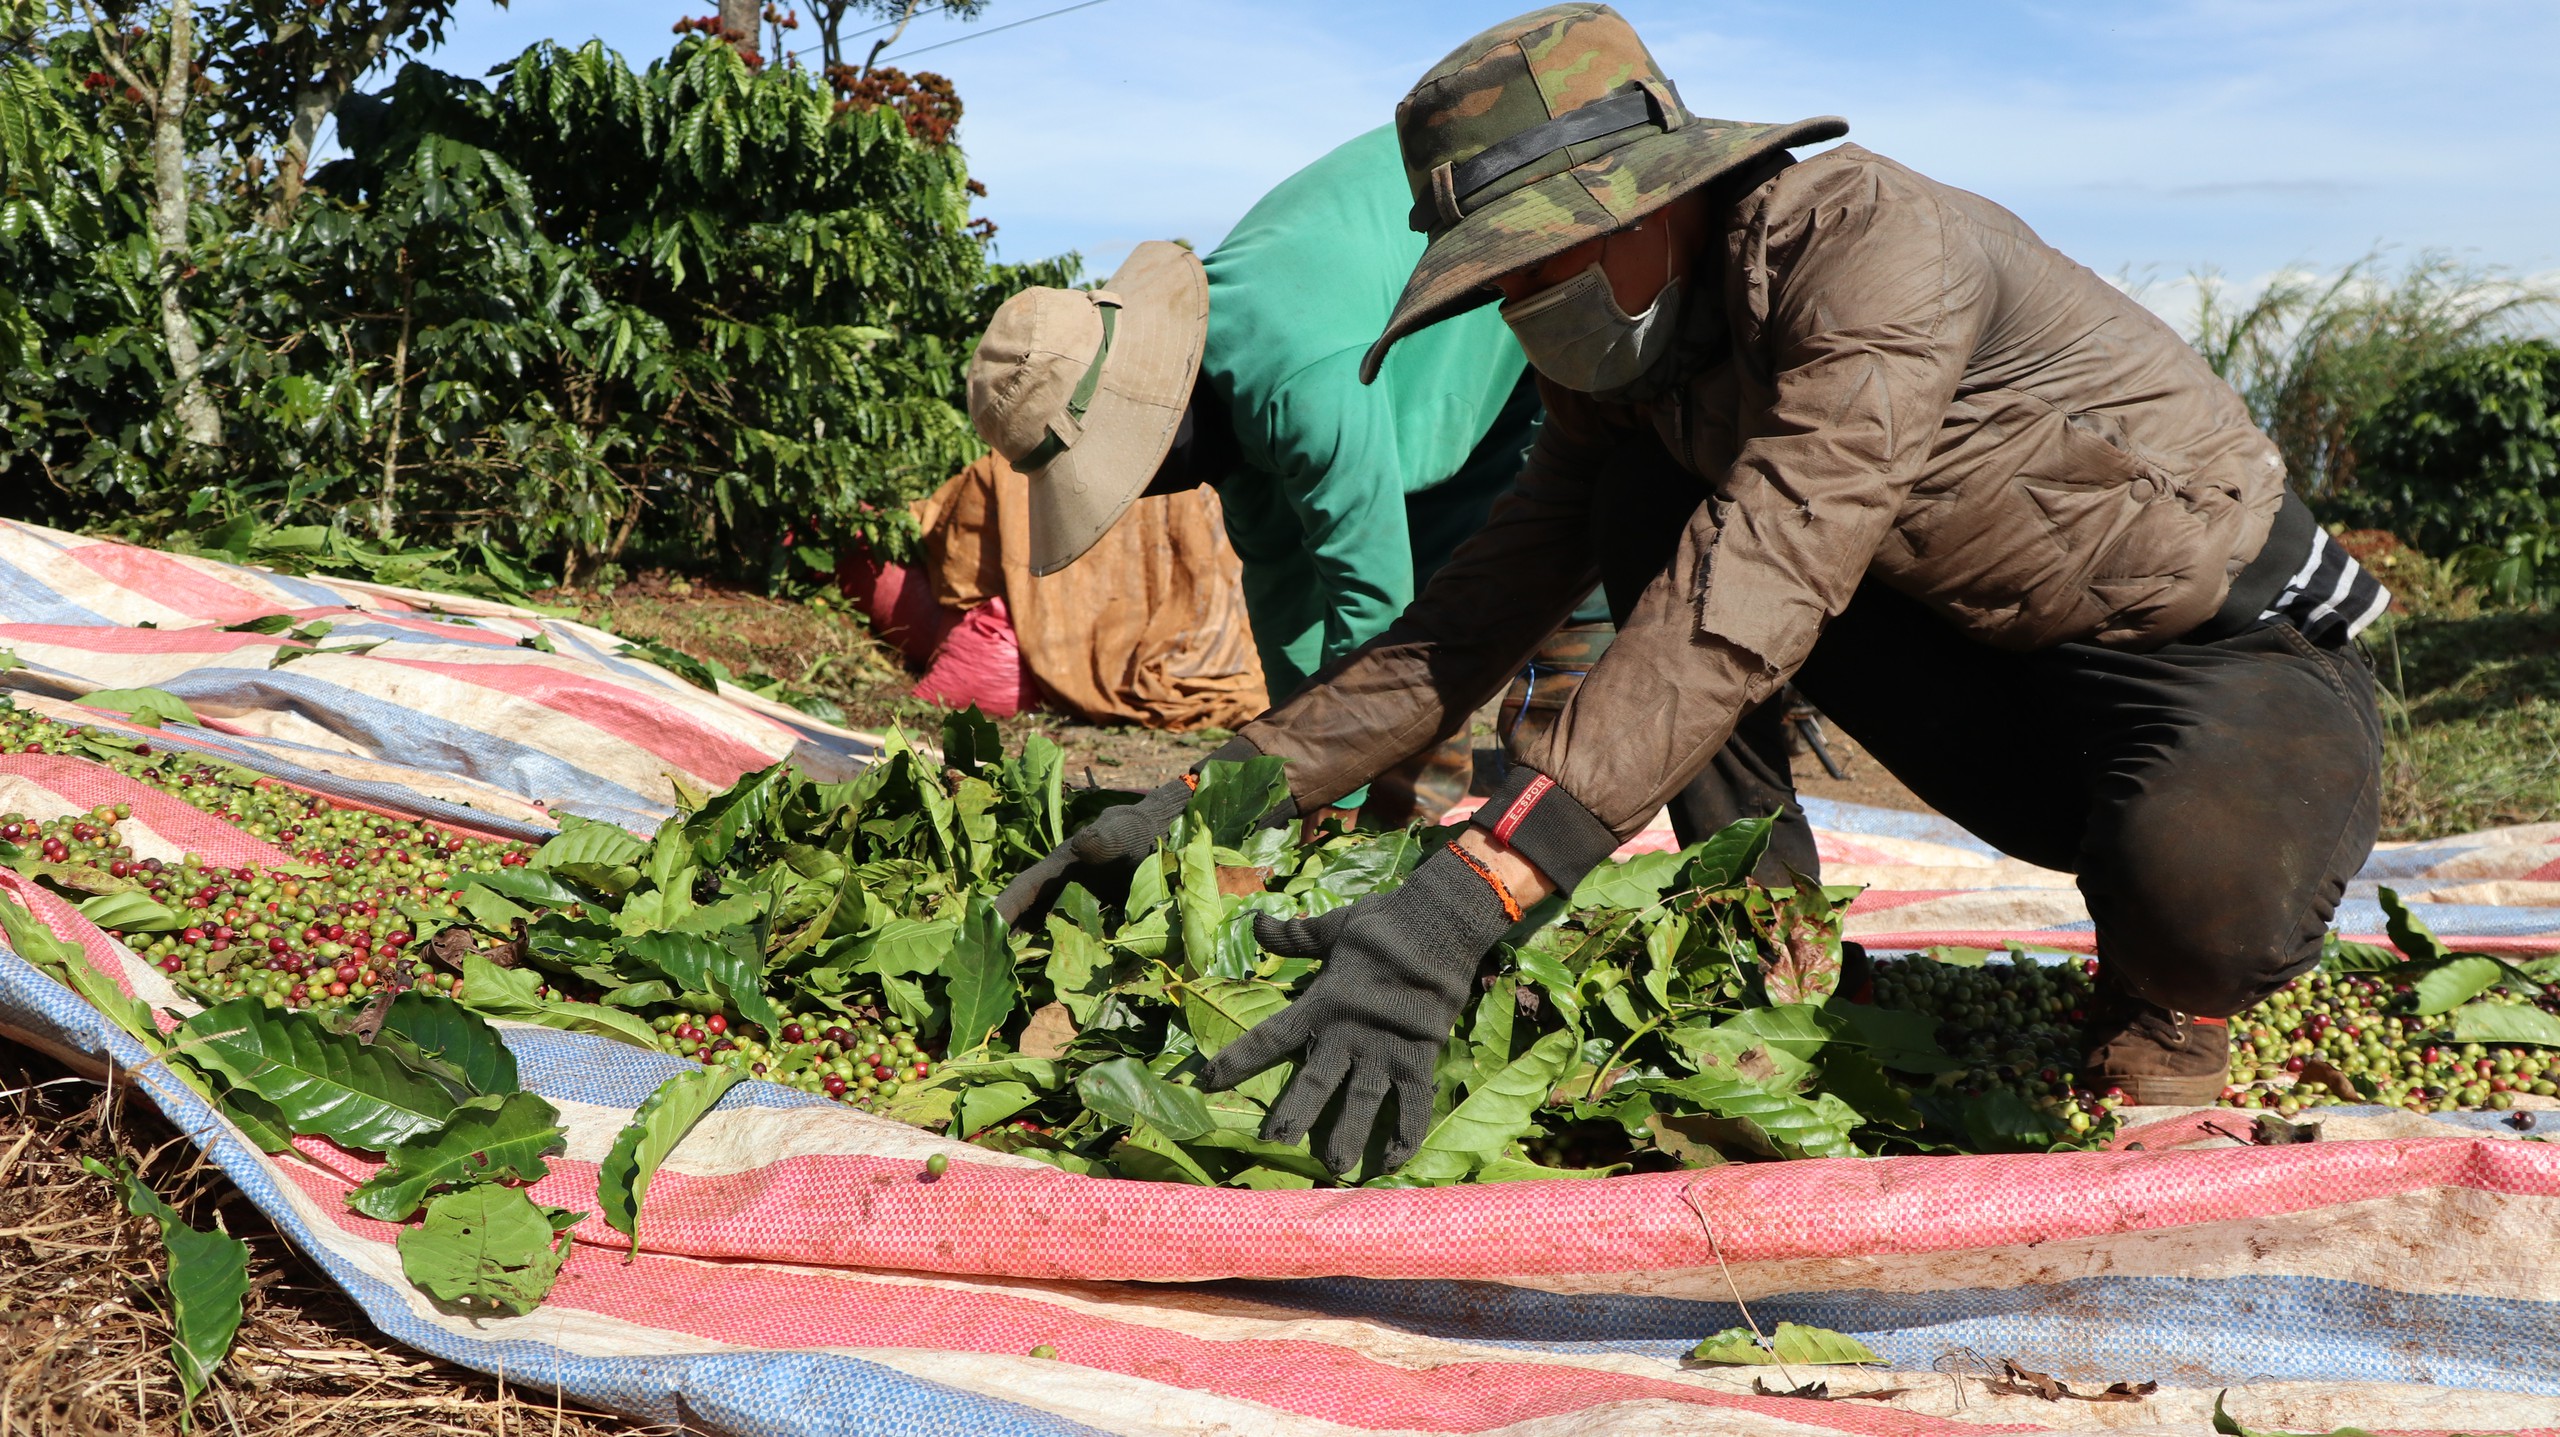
[
  {"xmin": 780, "ymin": 0, "xmax": 970, "ymax": 66},
  {"xmin": 872, "ymin": 0, "xmax": 1116, "ymax": 63}
]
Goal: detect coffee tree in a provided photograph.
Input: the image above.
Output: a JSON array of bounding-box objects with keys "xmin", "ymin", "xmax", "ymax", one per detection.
[{"xmin": 0, "ymin": 7, "xmax": 1069, "ymax": 580}]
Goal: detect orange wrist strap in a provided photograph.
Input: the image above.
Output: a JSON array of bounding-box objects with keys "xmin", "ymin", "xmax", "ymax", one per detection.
[{"xmin": 1445, "ymin": 842, "xmax": 1524, "ymax": 923}]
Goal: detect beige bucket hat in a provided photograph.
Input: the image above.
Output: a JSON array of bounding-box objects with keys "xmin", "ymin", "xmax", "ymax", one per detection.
[{"xmin": 967, "ymin": 241, "xmax": 1210, "ymax": 575}]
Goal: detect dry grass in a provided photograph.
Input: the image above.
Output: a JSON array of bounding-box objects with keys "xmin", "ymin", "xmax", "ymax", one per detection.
[{"xmin": 0, "ymin": 1036, "xmax": 683, "ymax": 1437}]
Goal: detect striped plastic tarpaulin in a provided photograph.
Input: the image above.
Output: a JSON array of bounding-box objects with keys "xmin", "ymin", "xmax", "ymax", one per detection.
[{"xmin": 5, "ymin": 523, "xmax": 2560, "ymax": 1433}]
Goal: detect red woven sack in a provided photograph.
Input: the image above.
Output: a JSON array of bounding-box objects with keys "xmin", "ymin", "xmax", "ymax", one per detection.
[{"xmin": 909, "ymin": 596, "xmax": 1042, "ymax": 718}]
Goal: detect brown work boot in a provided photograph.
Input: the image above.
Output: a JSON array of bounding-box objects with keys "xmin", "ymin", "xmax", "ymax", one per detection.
[{"xmin": 2082, "ymin": 981, "xmax": 2231, "ymax": 1107}]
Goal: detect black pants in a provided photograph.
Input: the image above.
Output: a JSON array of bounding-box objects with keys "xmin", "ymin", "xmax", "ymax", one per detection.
[{"xmin": 1655, "ymin": 581, "xmax": 2383, "ymax": 1017}]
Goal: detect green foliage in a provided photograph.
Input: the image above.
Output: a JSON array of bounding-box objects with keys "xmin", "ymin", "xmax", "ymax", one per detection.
[
  {"xmin": 2325, "ymin": 339, "xmax": 2560, "ymax": 606},
  {"xmin": 396, "ymin": 1183, "xmax": 577, "ymax": 1316},
  {"xmin": 427, "ymin": 727, "xmax": 1981, "ymax": 1186},
  {"xmin": 0, "ymin": 17, "xmax": 1074, "ymax": 577},
  {"xmin": 598, "ymin": 1063, "xmax": 745, "ymax": 1254},
  {"xmin": 2182, "ymin": 253, "xmax": 2552, "ymax": 503},
  {"xmin": 346, "ymin": 1091, "xmax": 569, "ymax": 1221},
  {"xmin": 1688, "ymin": 1321, "xmax": 1880, "ymax": 1367},
  {"xmin": 177, "ymin": 997, "xmax": 467, "ymax": 1150},
  {"xmin": 84, "ymin": 1158, "xmax": 250, "ymax": 1425}
]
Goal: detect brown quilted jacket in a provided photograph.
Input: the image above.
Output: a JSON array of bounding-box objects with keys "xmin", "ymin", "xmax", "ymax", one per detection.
[{"xmin": 1241, "ymin": 144, "xmax": 2286, "ymax": 842}]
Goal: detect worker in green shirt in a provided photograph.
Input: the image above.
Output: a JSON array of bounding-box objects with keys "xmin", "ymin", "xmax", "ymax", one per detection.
[{"xmin": 968, "ymin": 125, "xmax": 1604, "ymax": 827}]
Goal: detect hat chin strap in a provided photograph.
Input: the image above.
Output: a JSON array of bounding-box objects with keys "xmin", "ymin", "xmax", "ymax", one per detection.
[{"xmin": 1012, "ymin": 297, "xmax": 1120, "ymax": 474}]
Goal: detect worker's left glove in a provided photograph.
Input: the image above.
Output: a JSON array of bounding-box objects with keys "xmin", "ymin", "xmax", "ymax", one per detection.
[
  {"xmin": 1199, "ymin": 843, "xmax": 1523, "ymax": 1174},
  {"xmin": 992, "ymin": 737, "xmax": 1275, "ymax": 926}
]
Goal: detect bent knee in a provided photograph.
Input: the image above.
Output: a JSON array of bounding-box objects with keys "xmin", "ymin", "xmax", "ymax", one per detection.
[{"xmin": 2081, "ymin": 867, "xmax": 2333, "ymax": 1017}]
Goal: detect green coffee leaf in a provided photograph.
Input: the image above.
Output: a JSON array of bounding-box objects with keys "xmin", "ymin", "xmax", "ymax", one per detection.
[
  {"xmin": 598, "ymin": 1064, "xmax": 745, "ymax": 1255},
  {"xmin": 77, "ymin": 889, "xmax": 185, "ymax": 932},
  {"xmin": 619, "ymin": 930, "xmax": 779, "ymax": 1030},
  {"xmin": 179, "ymin": 999, "xmax": 464, "ymax": 1151},
  {"xmin": 1397, "ymin": 1028, "xmax": 1580, "ymax": 1186},
  {"xmin": 941, "ymin": 893, "xmax": 1017, "ymax": 1056},
  {"xmin": 2379, "ymin": 887, "xmax": 2449, "ymax": 964},
  {"xmin": 459, "ymin": 867, "xmax": 591, "ymax": 910},
  {"xmin": 1176, "ymin": 756, "xmax": 1291, "ymax": 848},
  {"xmin": 953, "ymin": 1080, "xmax": 1039, "ymax": 1137},
  {"xmin": 2447, "ymin": 1000, "xmax": 2560, "ymax": 1048},
  {"xmin": 1110, "ymin": 1120, "xmax": 1219, "ymax": 1185},
  {"xmin": 85, "ymin": 1158, "xmax": 249, "ymax": 1417},
  {"xmin": 1682, "ymin": 816, "xmax": 1774, "ymax": 891},
  {"xmin": 379, "ymin": 991, "xmax": 519, "ymax": 1095},
  {"xmin": 347, "ymin": 1092, "xmax": 567, "ymax": 1221},
  {"xmin": 2, "ymin": 890, "xmax": 162, "ymax": 1048},
  {"xmin": 458, "ymin": 953, "xmax": 665, "ymax": 1049},
  {"xmin": 1173, "ymin": 826, "xmax": 1229, "ymax": 978},
  {"xmin": 79, "ymin": 686, "xmax": 198, "ymax": 728},
  {"xmin": 1688, "ymin": 1321, "xmax": 1880, "ymax": 1366},
  {"xmin": 530, "ymin": 815, "xmax": 648, "ymax": 894},
  {"xmin": 1076, "ymin": 1057, "xmax": 1213, "ymax": 1140},
  {"xmin": 397, "ymin": 1184, "xmax": 573, "ymax": 1316},
  {"xmin": 849, "ymin": 917, "xmax": 958, "ymax": 978},
  {"xmin": 686, "ymin": 764, "xmax": 788, "ymax": 864},
  {"xmin": 1569, "ymin": 847, "xmax": 1689, "ymax": 911},
  {"xmin": 2411, "ymin": 956, "xmax": 2508, "ymax": 1016}
]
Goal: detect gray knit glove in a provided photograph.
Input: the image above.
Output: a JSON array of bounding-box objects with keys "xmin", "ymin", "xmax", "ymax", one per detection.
[
  {"xmin": 992, "ymin": 738, "xmax": 1274, "ymax": 925},
  {"xmin": 1198, "ymin": 844, "xmax": 1520, "ymax": 1174}
]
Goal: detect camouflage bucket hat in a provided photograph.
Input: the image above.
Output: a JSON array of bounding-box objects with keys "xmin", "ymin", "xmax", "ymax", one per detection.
[{"xmin": 1360, "ymin": 3, "xmax": 1845, "ymax": 383}]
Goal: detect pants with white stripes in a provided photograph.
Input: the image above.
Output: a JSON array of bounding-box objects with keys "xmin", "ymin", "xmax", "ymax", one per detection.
[{"xmin": 1661, "ymin": 580, "xmax": 2385, "ymax": 1018}]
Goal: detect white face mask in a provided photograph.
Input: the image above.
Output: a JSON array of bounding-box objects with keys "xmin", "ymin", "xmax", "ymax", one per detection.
[{"xmin": 1499, "ymin": 264, "xmax": 1683, "ymax": 393}]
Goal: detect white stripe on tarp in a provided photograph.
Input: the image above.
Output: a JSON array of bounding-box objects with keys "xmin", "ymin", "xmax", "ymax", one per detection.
[{"xmin": 1487, "ymin": 1180, "xmax": 2560, "ymax": 1304}]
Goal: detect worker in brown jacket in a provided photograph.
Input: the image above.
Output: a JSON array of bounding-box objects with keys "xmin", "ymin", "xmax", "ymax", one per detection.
[{"xmin": 1001, "ymin": 3, "xmax": 2388, "ymax": 1174}]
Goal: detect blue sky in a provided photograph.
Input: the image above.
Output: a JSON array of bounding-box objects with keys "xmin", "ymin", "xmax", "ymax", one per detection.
[{"xmin": 412, "ymin": 1, "xmax": 2560, "ymax": 313}]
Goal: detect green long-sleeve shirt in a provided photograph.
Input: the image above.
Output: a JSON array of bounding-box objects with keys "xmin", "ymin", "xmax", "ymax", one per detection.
[{"xmin": 1201, "ymin": 125, "xmax": 1531, "ymax": 702}]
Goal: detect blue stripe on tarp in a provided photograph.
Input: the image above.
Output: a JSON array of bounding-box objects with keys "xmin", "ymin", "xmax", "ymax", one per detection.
[
  {"xmin": 504, "ymin": 1027, "xmax": 843, "ymax": 1112},
  {"xmin": 0, "ymin": 550, "xmax": 115, "ymax": 626},
  {"xmin": 2337, "ymin": 898, "xmax": 2560, "ymax": 939},
  {"xmin": 0, "ymin": 951, "xmax": 1110, "ymax": 1437},
  {"xmin": 1799, "ymin": 798, "xmax": 2002, "ymax": 857},
  {"xmin": 141, "ymin": 668, "xmax": 666, "ymax": 820},
  {"xmin": 125, "ymin": 722, "xmax": 566, "ymax": 843},
  {"xmin": 1228, "ymin": 1272, "xmax": 2560, "ymax": 1396},
  {"xmin": 259, "ymin": 572, "xmax": 372, "ymax": 609}
]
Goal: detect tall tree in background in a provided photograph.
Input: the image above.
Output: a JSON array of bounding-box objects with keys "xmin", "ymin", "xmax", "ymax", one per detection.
[
  {"xmin": 79, "ymin": 0, "xmax": 224, "ymax": 451},
  {"xmin": 806, "ymin": 0, "xmax": 987, "ymax": 75},
  {"xmin": 209, "ymin": 0, "xmax": 497, "ymax": 214}
]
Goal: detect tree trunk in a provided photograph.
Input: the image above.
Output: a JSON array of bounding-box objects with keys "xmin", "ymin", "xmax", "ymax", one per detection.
[
  {"xmin": 273, "ymin": 0, "xmax": 417, "ymax": 218},
  {"xmin": 863, "ymin": 0, "xmax": 923, "ymax": 76},
  {"xmin": 720, "ymin": 0, "xmax": 762, "ymax": 61},
  {"xmin": 375, "ymin": 258, "xmax": 413, "ymax": 540},
  {"xmin": 150, "ymin": 0, "xmax": 221, "ymax": 451}
]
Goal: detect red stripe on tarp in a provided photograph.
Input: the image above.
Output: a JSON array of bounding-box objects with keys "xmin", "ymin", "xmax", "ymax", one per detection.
[
  {"xmin": 391, "ymin": 1129, "xmax": 2560, "ymax": 1285},
  {"xmin": 0, "ymin": 622, "xmax": 285, "ymax": 656},
  {"xmin": 1842, "ymin": 890, "xmax": 1968, "ymax": 914},
  {"xmin": 368, "ymin": 656, "xmax": 774, "ymax": 784},
  {"xmin": 0, "ymin": 753, "xmax": 300, "ymax": 870},
  {"xmin": 264, "ymin": 1160, "xmax": 2033, "ymax": 1437},
  {"xmin": 58, "ymin": 541, "xmax": 287, "ymax": 623}
]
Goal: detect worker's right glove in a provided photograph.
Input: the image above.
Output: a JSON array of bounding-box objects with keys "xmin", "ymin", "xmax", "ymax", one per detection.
[
  {"xmin": 991, "ymin": 737, "xmax": 1277, "ymax": 925},
  {"xmin": 1198, "ymin": 843, "xmax": 1523, "ymax": 1174}
]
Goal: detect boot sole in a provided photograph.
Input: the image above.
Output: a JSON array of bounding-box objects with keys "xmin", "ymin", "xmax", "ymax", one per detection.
[{"xmin": 2102, "ymin": 1072, "xmax": 2229, "ymax": 1107}]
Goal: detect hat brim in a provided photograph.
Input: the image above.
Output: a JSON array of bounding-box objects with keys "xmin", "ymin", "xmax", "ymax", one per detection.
[
  {"xmin": 1026, "ymin": 242, "xmax": 1209, "ymax": 575},
  {"xmin": 1359, "ymin": 115, "xmax": 1847, "ymax": 385}
]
